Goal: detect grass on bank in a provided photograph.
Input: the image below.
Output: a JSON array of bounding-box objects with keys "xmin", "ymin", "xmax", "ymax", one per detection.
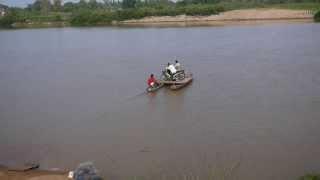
[
  {"xmin": 0, "ymin": 10, "xmax": 70, "ymax": 27},
  {"xmin": 300, "ymin": 174, "xmax": 320, "ymax": 180}
]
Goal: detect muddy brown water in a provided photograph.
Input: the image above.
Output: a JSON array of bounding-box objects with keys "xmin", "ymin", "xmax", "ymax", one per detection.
[{"xmin": 1, "ymin": 23, "xmax": 320, "ymax": 180}]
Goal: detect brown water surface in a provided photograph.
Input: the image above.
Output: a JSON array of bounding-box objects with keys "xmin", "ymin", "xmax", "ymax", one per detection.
[{"xmin": 0, "ymin": 23, "xmax": 320, "ymax": 180}]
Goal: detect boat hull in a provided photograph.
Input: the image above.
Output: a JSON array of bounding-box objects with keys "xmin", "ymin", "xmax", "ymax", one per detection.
[
  {"xmin": 146, "ymin": 83, "xmax": 164, "ymax": 92},
  {"xmin": 169, "ymin": 77, "xmax": 193, "ymax": 90}
]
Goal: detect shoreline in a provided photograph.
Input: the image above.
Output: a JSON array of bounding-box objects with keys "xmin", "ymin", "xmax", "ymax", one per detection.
[
  {"xmin": 0, "ymin": 166, "xmax": 68, "ymax": 180},
  {"xmin": 9, "ymin": 8, "xmax": 315, "ymax": 29},
  {"xmin": 115, "ymin": 18, "xmax": 313, "ymax": 28}
]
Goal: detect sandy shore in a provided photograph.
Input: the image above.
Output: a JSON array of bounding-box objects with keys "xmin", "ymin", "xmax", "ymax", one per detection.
[
  {"xmin": 0, "ymin": 166, "xmax": 68, "ymax": 180},
  {"xmin": 119, "ymin": 9, "xmax": 314, "ymax": 26}
]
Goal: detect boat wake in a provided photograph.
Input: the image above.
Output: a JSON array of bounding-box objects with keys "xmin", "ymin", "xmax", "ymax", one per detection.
[{"xmin": 124, "ymin": 91, "xmax": 147, "ymax": 102}]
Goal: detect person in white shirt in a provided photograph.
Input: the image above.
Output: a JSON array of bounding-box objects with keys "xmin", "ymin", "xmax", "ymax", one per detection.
[
  {"xmin": 174, "ymin": 60, "xmax": 181, "ymax": 70},
  {"xmin": 165, "ymin": 63, "xmax": 177, "ymax": 80},
  {"xmin": 167, "ymin": 63, "xmax": 177, "ymax": 74}
]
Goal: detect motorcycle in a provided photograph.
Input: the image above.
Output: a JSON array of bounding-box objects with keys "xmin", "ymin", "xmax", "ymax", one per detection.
[{"xmin": 162, "ymin": 69, "xmax": 185, "ymax": 81}]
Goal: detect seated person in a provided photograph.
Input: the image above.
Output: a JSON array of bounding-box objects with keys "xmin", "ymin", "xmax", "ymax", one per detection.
[
  {"xmin": 174, "ymin": 60, "xmax": 181, "ymax": 71},
  {"xmin": 167, "ymin": 63, "xmax": 177, "ymax": 74},
  {"xmin": 165, "ymin": 63, "xmax": 177, "ymax": 80},
  {"xmin": 147, "ymin": 74, "xmax": 158, "ymax": 87}
]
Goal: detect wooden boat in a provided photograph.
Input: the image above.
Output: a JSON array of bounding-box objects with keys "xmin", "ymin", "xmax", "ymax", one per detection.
[
  {"xmin": 169, "ymin": 79, "xmax": 192, "ymax": 90},
  {"xmin": 146, "ymin": 83, "xmax": 164, "ymax": 93},
  {"xmin": 169, "ymin": 76, "xmax": 193, "ymax": 90},
  {"xmin": 159, "ymin": 74, "xmax": 193, "ymax": 90}
]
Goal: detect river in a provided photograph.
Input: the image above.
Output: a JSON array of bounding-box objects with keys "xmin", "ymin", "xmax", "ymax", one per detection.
[{"xmin": 0, "ymin": 23, "xmax": 320, "ymax": 180}]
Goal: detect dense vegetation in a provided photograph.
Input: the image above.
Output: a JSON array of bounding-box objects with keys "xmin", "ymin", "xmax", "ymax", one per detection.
[
  {"xmin": 69, "ymin": 4, "xmax": 226, "ymax": 25},
  {"xmin": 315, "ymin": 10, "xmax": 320, "ymax": 21},
  {"xmin": 0, "ymin": 0, "xmax": 320, "ymax": 27}
]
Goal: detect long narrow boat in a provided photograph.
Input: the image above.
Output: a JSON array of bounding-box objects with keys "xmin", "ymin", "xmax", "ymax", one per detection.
[{"xmin": 146, "ymin": 83, "xmax": 164, "ymax": 93}]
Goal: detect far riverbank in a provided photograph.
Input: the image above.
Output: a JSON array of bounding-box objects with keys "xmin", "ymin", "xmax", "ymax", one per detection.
[
  {"xmin": 11, "ymin": 8, "xmax": 315, "ymax": 28},
  {"xmin": 0, "ymin": 166, "xmax": 68, "ymax": 180}
]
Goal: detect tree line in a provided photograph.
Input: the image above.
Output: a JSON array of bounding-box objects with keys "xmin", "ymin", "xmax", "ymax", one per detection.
[{"xmin": 26, "ymin": 0, "xmax": 174, "ymax": 12}]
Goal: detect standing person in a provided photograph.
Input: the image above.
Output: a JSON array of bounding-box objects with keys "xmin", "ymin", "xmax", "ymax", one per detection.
[
  {"xmin": 147, "ymin": 74, "xmax": 158, "ymax": 87},
  {"xmin": 174, "ymin": 60, "xmax": 181, "ymax": 70}
]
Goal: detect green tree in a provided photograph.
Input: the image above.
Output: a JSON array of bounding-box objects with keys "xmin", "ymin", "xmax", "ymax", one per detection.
[
  {"xmin": 315, "ymin": 10, "xmax": 320, "ymax": 22},
  {"xmin": 63, "ymin": 2, "xmax": 76, "ymax": 12},
  {"xmin": 53, "ymin": 0, "xmax": 62, "ymax": 11},
  {"xmin": 88, "ymin": 0, "xmax": 99, "ymax": 9},
  {"xmin": 122, "ymin": 0, "xmax": 137, "ymax": 8},
  {"xmin": 103, "ymin": 0, "xmax": 118, "ymax": 8},
  {"xmin": 103, "ymin": 0, "xmax": 111, "ymax": 7},
  {"xmin": 0, "ymin": 9, "xmax": 23, "ymax": 27},
  {"xmin": 40, "ymin": 0, "xmax": 51, "ymax": 14},
  {"xmin": 79, "ymin": 0, "xmax": 88, "ymax": 9},
  {"xmin": 27, "ymin": 0, "xmax": 41, "ymax": 11},
  {"xmin": 27, "ymin": 0, "xmax": 51, "ymax": 13}
]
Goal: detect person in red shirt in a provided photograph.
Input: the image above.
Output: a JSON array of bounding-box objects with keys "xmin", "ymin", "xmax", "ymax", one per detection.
[{"xmin": 147, "ymin": 74, "xmax": 158, "ymax": 87}]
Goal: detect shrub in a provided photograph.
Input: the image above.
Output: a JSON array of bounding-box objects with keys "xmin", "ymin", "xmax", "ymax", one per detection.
[
  {"xmin": 0, "ymin": 16, "xmax": 14, "ymax": 27},
  {"xmin": 70, "ymin": 10, "xmax": 113, "ymax": 26},
  {"xmin": 184, "ymin": 5, "xmax": 220, "ymax": 16},
  {"xmin": 0, "ymin": 10, "xmax": 23, "ymax": 27},
  {"xmin": 314, "ymin": 10, "xmax": 320, "ymax": 22},
  {"xmin": 299, "ymin": 174, "xmax": 320, "ymax": 180},
  {"xmin": 54, "ymin": 14, "xmax": 63, "ymax": 21}
]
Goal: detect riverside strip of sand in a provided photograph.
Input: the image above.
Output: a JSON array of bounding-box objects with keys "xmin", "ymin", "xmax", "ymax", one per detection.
[
  {"xmin": 119, "ymin": 9, "xmax": 314, "ymax": 26},
  {"xmin": 0, "ymin": 166, "xmax": 68, "ymax": 180}
]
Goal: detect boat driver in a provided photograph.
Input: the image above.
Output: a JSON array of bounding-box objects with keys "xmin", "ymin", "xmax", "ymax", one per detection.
[{"xmin": 147, "ymin": 74, "xmax": 158, "ymax": 87}]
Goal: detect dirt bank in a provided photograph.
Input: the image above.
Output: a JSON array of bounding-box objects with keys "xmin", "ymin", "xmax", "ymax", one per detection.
[
  {"xmin": 0, "ymin": 166, "xmax": 68, "ymax": 180},
  {"xmin": 119, "ymin": 9, "xmax": 314, "ymax": 26}
]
